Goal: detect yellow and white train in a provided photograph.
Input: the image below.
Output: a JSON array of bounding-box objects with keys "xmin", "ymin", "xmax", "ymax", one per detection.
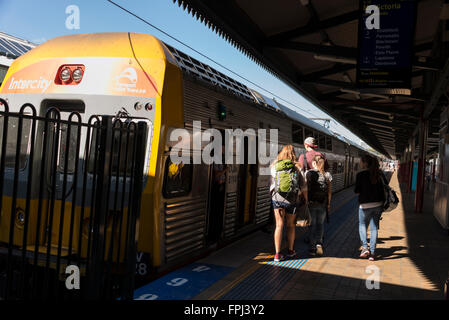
[{"xmin": 0, "ymin": 32, "xmax": 368, "ymax": 273}]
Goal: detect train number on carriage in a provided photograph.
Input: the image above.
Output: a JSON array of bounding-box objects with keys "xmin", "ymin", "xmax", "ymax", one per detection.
[{"xmin": 136, "ymin": 252, "xmax": 150, "ymax": 276}]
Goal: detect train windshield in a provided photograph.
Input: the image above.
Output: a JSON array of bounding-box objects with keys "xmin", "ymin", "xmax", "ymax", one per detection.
[
  {"xmin": 87, "ymin": 119, "xmax": 152, "ymax": 176},
  {"xmin": 57, "ymin": 122, "xmax": 79, "ymax": 174}
]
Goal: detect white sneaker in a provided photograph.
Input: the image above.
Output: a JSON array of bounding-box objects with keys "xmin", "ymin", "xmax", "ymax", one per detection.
[{"xmin": 316, "ymin": 244, "xmax": 323, "ymax": 256}]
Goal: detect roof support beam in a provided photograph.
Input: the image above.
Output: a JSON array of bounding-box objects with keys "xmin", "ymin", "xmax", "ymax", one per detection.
[
  {"xmin": 302, "ymin": 78, "xmax": 356, "ymax": 89},
  {"xmin": 266, "ymin": 10, "xmax": 360, "ymax": 43},
  {"xmin": 330, "ymin": 102, "xmax": 420, "ymax": 118},
  {"xmin": 304, "ymin": 64, "xmax": 355, "ymax": 81},
  {"xmin": 333, "ymin": 108, "xmax": 419, "ymax": 123},
  {"xmin": 336, "ymin": 108, "xmax": 419, "ymax": 125},
  {"xmin": 423, "ymin": 57, "xmax": 449, "ymax": 119},
  {"xmin": 355, "ymin": 118, "xmax": 414, "ymax": 130}
]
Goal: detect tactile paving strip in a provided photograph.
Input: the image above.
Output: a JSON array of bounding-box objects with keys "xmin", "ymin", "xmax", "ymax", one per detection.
[
  {"xmin": 219, "ymin": 197, "xmax": 359, "ymax": 300},
  {"xmin": 220, "ymin": 259, "xmax": 308, "ymax": 300}
]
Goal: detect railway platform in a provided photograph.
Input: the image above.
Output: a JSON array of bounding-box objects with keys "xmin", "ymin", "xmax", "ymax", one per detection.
[{"xmin": 134, "ymin": 171, "xmax": 449, "ymax": 300}]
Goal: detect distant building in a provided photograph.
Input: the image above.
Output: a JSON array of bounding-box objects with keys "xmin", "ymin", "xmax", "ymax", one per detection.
[{"xmin": 0, "ymin": 32, "xmax": 36, "ymax": 85}]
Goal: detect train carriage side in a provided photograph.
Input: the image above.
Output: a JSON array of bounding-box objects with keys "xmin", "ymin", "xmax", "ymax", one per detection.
[
  {"xmin": 328, "ymin": 137, "xmax": 347, "ymax": 192},
  {"xmin": 157, "ymin": 64, "xmax": 293, "ymax": 267}
]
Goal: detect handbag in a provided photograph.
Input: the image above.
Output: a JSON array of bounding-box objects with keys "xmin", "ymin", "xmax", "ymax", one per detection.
[
  {"xmin": 296, "ymin": 203, "xmax": 312, "ymax": 227},
  {"xmin": 380, "ymin": 174, "xmax": 399, "ymax": 212}
]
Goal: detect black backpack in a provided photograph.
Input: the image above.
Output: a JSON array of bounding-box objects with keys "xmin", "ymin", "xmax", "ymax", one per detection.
[
  {"xmin": 380, "ymin": 173, "xmax": 399, "ymax": 212},
  {"xmin": 307, "ymin": 170, "xmax": 329, "ymax": 203}
]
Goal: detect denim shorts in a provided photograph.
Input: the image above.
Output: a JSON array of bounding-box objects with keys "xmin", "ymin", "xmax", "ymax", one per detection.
[{"xmin": 272, "ymin": 200, "xmax": 297, "ymax": 214}]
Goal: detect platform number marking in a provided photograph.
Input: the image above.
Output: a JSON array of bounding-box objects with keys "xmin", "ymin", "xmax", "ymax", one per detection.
[
  {"xmin": 192, "ymin": 265, "xmax": 211, "ymax": 272},
  {"xmin": 166, "ymin": 277, "xmax": 188, "ymax": 287},
  {"xmin": 133, "ymin": 263, "xmax": 231, "ymax": 300}
]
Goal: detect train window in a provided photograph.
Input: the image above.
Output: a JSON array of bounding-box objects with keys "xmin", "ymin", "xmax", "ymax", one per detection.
[
  {"xmin": 41, "ymin": 100, "xmax": 85, "ymax": 113},
  {"xmin": 332, "ymin": 162, "xmax": 338, "ymax": 174},
  {"xmin": 337, "ymin": 162, "xmax": 344, "ymax": 174},
  {"xmin": 318, "ymin": 134, "xmax": 325, "ymax": 149},
  {"xmin": 304, "ymin": 128, "xmax": 313, "ymax": 139},
  {"xmin": 326, "ymin": 136, "xmax": 332, "ymax": 151},
  {"xmin": 57, "ymin": 123, "xmax": 79, "ymax": 174},
  {"xmin": 292, "ymin": 123, "xmax": 303, "ymax": 144},
  {"xmin": 0, "ymin": 116, "xmax": 32, "ymax": 170},
  {"xmin": 87, "ymin": 123, "xmax": 137, "ymax": 176},
  {"xmin": 163, "ymin": 158, "xmax": 193, "ymax": 198},
  {"xmin": 111, "ymin": 127, "xmax": 138, "ymax": 176}
]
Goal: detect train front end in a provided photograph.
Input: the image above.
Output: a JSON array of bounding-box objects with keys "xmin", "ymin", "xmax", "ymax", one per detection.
[{"xmin": 0, "ymin": 33, "xmax": 184, "ymax": 273}]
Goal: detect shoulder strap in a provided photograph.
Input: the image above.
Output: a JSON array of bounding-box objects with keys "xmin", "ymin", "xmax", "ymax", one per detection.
[
  {"xmin": 303, "ymin": 150, "xmax": 309, "ymax": 171},
  {"xmin": 379, "ymin": 171, "xmax": 387, "ymax": 186}
]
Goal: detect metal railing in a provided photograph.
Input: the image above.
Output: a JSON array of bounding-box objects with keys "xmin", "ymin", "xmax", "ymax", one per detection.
[{"xmin": 0, "ymin": 98, "xmax": 147, "ymax": 300}]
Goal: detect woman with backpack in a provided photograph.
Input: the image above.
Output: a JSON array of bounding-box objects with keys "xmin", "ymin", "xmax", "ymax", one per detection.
[
  {"xmin": 306, "ymin": 155, "xmax": 332, "ymax": 256},
  {"xmin": 355, "ymin": 155, "xmax": 386, "ymax": 261},
  {"xmin": 270, "ymin": 145, "xmax": 307, "ymax": 262}
]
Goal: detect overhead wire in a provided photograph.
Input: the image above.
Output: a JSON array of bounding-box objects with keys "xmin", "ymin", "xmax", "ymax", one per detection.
[
  {"xmin": 106, "ymin": 0, "xmax": 373, "ymax": 149},
  {"xmin": 106, "ymin": 0, "xmax": 321, "ymax": 118}
]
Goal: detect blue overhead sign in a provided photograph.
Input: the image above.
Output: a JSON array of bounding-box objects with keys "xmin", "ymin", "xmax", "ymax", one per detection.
[{"xmin": 356, "ymin": 0, "xmax": 417, "ymax": 95}]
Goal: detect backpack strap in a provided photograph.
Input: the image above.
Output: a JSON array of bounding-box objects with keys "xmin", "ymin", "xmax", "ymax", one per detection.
[{"xmin": 303, "ymin": 150, "xmax": 309, "ymax": 171}]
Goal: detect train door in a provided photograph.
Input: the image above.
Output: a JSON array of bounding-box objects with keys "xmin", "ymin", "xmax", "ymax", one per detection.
[
  {"xmin": 350, "ymin": 156, "xmax": 355, "ymax": 184},
  {"xmin": 237, "ymin": 133, "xmax": 257, "ymax": 228},
  {"xmin": 39, "ymin": 102, "xmax": 84, "ymax": 252},
  {"xmin": 344, "ymin": 154, "xmax": 349, "ymax": 187},
  {"xmin": 161, "ymin": 150, "xmax": 211, "ymax": 264},
  {"xmin": 206, "ymin": 129, "xmax": 227, "ymax": 244}
]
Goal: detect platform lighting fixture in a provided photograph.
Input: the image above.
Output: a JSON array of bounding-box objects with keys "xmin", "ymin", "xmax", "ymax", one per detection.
[
  {"xmin": 313, "ymin": 54, "xmax": 356, "ymax": 65},
  {"xmin": 339, "ymin": 89, "xmax": 391, "ymax": 101}
]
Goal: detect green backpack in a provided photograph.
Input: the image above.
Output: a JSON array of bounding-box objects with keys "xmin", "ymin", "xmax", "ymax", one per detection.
[{"xmin": 274, "ymin": 160, "xmax": 299, "ymax": 196}]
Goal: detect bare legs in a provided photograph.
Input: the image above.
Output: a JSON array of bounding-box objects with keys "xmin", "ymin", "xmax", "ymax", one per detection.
[
  {"xmin": 286, "ymin": 213, "xmax": 297, "ymax": 251},
  {"xmin": 274, "ymin": 208, "xmax": 297, "ymax": 253}
]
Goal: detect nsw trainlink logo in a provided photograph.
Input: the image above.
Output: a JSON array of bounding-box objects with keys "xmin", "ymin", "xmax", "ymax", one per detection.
[{"xmin": 113, "ymin": 67, "xmax": 146, "ymax": 95}]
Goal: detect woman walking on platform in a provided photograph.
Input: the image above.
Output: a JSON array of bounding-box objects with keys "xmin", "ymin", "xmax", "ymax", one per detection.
[
  {"xmin": 270, "ymin": 145, "xmax": 307, "ymax": 262},
  {"xmin": 306, "ymin": 155, "xmax": 332, "ymax": 257},
  {"xmin": 355, "ymin": 155, "xmax": 386, "ymax": 261}
]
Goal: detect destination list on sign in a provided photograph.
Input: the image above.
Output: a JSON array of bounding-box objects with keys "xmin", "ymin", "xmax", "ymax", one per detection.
[{"xmin": 357, "ymin": 0, "xmax": 416, "ymax": 92}]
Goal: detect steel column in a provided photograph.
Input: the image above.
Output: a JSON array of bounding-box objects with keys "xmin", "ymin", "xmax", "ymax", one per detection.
[{"xmin": 415, "ymin": 114, "xmax": 428, "ymax": 213}]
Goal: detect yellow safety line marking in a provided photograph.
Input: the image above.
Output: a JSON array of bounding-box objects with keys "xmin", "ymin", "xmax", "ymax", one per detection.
[{"xmin": 209, "ymin": 261, "xmax": 263, "ymax": 300}]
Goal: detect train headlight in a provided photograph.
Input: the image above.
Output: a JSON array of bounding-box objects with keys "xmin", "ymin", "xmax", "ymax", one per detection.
[
  {"xmin": 59, "ymin": 67, "xmax": 72, "ymax": 82},
  {"xmin": 72, "ymin": 68, "xmax": 84, "ymax": 82}
]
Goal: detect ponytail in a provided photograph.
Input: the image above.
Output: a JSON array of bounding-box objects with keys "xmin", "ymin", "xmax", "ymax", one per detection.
[{"xmin": 313, "ymin": 155, "xmax": 325, "ymax": 175}]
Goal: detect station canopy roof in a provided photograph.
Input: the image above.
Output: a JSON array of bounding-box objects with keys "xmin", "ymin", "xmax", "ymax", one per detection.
[
  {"xmin": 175, "ymin": 0, "xmax": 446, "ymax": 159},
  {"xmin": 0, "ymin": 32, "xmax": 35, "ymax": 59}
]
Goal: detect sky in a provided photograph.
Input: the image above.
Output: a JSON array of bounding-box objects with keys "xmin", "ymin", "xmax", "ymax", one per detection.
[{"xmin": 0, "ymin": 0, "xmax": 370, "ymax": 148}]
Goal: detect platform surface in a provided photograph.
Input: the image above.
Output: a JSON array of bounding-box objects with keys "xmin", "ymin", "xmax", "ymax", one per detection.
[{"xmin": 135, "ymin": 172, "xmax": 449, "ymax": 300}]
